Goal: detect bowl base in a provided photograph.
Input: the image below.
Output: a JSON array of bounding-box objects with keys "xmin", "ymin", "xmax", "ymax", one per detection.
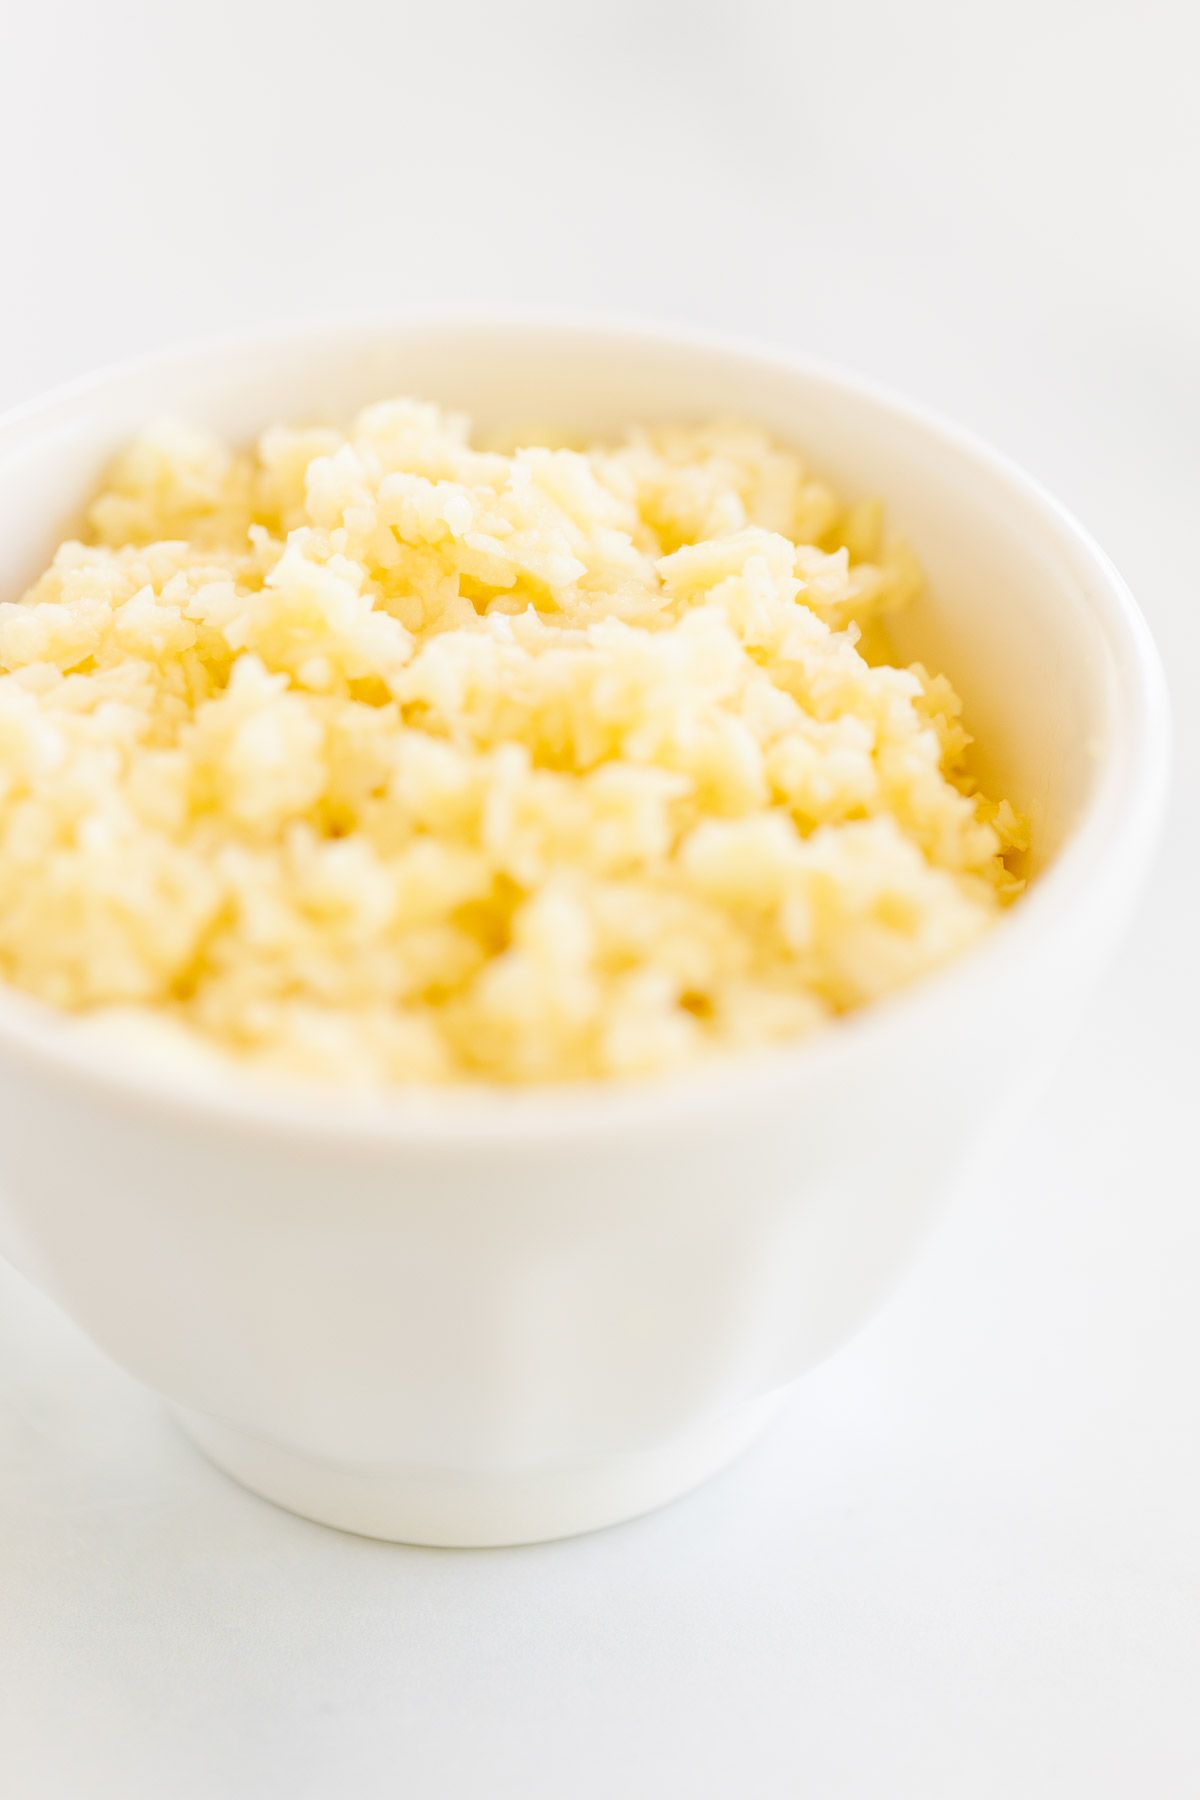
[{"xmin": 174, "ymin": 1395, "xmax": 781, "ymax": 1547}]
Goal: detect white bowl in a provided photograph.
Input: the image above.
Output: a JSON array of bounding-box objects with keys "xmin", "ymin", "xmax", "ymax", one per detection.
[{"xmin": 0, "ymin": 316, "xmax": 1168, "ymax": 1546}]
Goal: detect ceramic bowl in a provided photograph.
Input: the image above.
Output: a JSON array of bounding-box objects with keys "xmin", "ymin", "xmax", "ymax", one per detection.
[{"xmin": 0, "ymin": 316, "xmax": 1169, "ymax": 1544}]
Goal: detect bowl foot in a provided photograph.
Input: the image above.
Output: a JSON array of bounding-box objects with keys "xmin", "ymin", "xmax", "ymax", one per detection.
[{"xmin": 174, "ymin": 1395, "xmax": 781, "ymax": 1547}]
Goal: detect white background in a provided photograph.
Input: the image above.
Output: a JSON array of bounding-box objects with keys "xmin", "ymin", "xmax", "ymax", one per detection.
[{"xmin": 2, "ymin": 2, "xmax": 1198, "ymax": 1794}]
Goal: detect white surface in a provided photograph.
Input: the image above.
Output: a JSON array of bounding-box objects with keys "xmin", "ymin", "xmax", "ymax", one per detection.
[{"xmin": 1, "ymin": 0, "xmax": 1197, "ymax": 1793}]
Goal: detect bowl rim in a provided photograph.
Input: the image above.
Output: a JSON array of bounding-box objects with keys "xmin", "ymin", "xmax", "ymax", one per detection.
[{"xmin": 0, "ymin": 309, "xmax": 1172, "ymax": 1147}]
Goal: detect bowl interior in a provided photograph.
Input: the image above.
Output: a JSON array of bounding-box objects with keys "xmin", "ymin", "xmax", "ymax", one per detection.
[{"xmin": 0, "ymin": 319, "xmax": 1125, "ymax": 876}]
